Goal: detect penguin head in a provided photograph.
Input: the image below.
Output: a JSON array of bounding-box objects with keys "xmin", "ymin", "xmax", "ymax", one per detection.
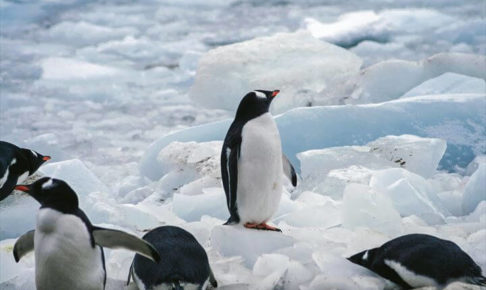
[
  {"xmin": 235, "ymin": 89, "xmax": 280, "ymax": 120},
  {"xmin": 18, "ymin": 148, "xmax": 51, "ymax": 174},
  {"xmin": 347, "ymin": 248, "xmax": 378, "ymax": 268},
  {"xmin": 15, "ymin": 177, "xmax": 79, "ymax": 213}
]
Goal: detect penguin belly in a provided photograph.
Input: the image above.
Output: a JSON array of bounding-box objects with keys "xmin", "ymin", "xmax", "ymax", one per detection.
[
  {"xmin": 237, "ymin": 113, "xmax": 283, "ymax": 224},
  {"xmin": 34, "ymin": 209, "xmax": 105, "ymax": 290}
]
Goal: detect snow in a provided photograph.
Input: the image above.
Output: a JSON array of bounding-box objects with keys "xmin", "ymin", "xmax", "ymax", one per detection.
[{"xmin": 1, "ymin": 0, "xmax": 485, "ymax": 289}]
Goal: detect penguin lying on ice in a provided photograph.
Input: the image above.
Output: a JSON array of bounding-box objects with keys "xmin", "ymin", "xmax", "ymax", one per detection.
[
  {"xmin": 348, "ymin": 233, "xmax": 486, "ymax": 289},
  {"xmin": 13, "ymin": 177, "xmax": 160, "ymax": 290},
  {"xmin": 0, "ymin": 141, "xmax": 50, "ymax": 201},
  {"xmin": 128, "ymin": 226, "xmax": 218, "ymax": 290},
  {"xmin": 221, "ymin": 90, "xmax": 297, "ymax": 232}
]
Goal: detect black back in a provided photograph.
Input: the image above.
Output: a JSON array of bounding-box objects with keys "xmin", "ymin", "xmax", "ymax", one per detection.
[
  {"xmin": 133, "ymin": 226, "xmax": 211, "ymax": 288},
  {"xmin": 348, "ymin": 234, "xmax": 485, "ymax": 288},
  {"xmin": 0, "ymin": 141, "xmax": 50, "ymax": 201},
  {"xmin": 220, "ymin": 90, "xmax": 279, "ymax": 224}
]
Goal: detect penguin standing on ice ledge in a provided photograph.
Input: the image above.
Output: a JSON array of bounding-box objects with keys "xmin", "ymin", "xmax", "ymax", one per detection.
[{"xmin": 221, "ymin": 90, "xmax": 297, "ymax": 232}]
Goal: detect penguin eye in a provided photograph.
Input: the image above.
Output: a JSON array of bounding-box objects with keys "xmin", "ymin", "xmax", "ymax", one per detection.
[{"xmin": 253, "ymin": 91, "xmax": 266, "ymax": 99}]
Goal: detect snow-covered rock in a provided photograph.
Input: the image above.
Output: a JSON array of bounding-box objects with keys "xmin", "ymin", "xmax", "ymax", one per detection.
[
  {"xmin": 462, "ymin": 164, "xmax": 486, "ymax": 215},
  {"xmin": 142, "ymin": 94, "xmax": 485, "ymax": 179},
  {"xmin": 211, "ymin": 225, "xmax": 294, "ymax": 267},
  {"xmin": 189, "ymin": 31, "xmax": 362, "ymax": 114}
]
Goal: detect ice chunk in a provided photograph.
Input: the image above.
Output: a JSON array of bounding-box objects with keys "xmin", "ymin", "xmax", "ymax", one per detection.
[
  {"xmin": 252, "ymin": 254, "xmax": 314, "ymax": 290},
  {"xmin": 306, "ymin": 9, "xmax": 454, "ymax": 49},
  {"xmin": 0, "ymin": 195, "xmax": 39, "ymax": 239},
  {"xmin": 323, "ymin": 53, "xmax": 486, "ymax": 104},
  {"xmin": 153, "ymin": 141, "xmax": 222, "ymax": 194},
  {"xmin": 39, "ymin": 159, "xmax": 110, "ymax": 197},
  {"xmin": 275, "ymin": 193, "xmax": 341, "ymax": 228},
  {"xmin": 211, "ymin": 225, "xmax": 294, "ymax": 267},
  {"xmin": 370, "ymin": 168, "xmax": 449, "ymax": 224},
  {"xmin": 311, "ymin": 251, "xmax": 385, "ymax": 290},
  {"xmin": 342, "ymin": 183, "xmax": 402, "ymax": 235},
  {"xmin": 189, "ymin": 31, "xmax": 362, "ymax": 114},
  {"xmin": 367, "ymin": 135, "xmax": 446, "ymax": 178},
  {"xmin": 173, "ymin": 188, "xmax": 227, "ymax": 222},
  {"xmin": 39, "ymin": 57, "xmax": 122, "ymax": 81},
  {"xmin": 465, "ymin": 155, "xmax": 486, "ymax": 176},
  {"xmin": 0, "ymin": 238, "xmax": 35, "ymax": 287},
  {"xmin": 401, "ymin": 73, "xmax": 486, "ymax": 99},
  {"xmin": 462, "ymin": 164, "xmax": 486, "ymax": 215},
  {"xmin": 142, "ymin": 94, "xmax": 485, "ymax": 179},
  {"xmin": 40, "ymin": 21, "xmax": 138, "ymax": 46},
  {"xmin": 298, "ymin": 135, "xmax": 446, "ymax": 197}
]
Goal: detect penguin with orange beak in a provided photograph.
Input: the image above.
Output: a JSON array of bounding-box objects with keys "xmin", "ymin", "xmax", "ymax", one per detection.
[
  {"xmin": 221, "ymin": 90, "xmax": 297, "ymax": 232},
  {"xmin": 0, "ymin": 141, "xmax": 51, "ymax": 201}
]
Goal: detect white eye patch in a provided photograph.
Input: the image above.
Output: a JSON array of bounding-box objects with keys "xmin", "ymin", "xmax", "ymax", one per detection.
[
  {"xmin": 253, "ymin": 91, "xmax": 266, "ymax": 99},
  {"xmin": 42, "ymin": 178, "xmax": 55, "ymax": 190},
  {"xmin": 30, "ymin": 150, "xmax": 38, "ymax": 157}
]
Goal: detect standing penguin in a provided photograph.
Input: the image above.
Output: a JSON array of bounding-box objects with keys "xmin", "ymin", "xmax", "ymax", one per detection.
[
  {"xmin": 0, "ymin": 141, "xmax": 51, "ymax": 201},
  {"xmin": 348, "ymin": 234, "xmax": 486, "ymax": 289},
  {"xmin": 128, "ymin": 226, "xmax": 218, "ymax": 290},
  {"xmin": 13, "ymin": 177, "xmax": 160, "ymax": 290},
  {"xmin": 221, "ymin": 90, "xmax": 297, "ymax": 232}
]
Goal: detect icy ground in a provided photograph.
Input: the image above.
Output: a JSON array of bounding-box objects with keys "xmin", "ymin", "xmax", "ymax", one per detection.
[{"xmin": 0, "ymin": 0, "xmax": 485, "ymax": 289}]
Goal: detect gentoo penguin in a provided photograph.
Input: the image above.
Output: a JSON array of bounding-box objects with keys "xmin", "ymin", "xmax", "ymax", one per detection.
[
  {"xmin": 0, "ymin": 141, "xmax": 50, "ymax": 201},
  {"xmin": 221, "ymin": 90, "xmax": 297, "ymax": 232},
  {"xmin": 127, "ymin": 226, "xmax": 218, "ymax": 290},
  {"xmin": 13, "ymin": 177, "xmax": 160, "ymax": 290},
  {"xmin": 348, "ymin": 234, "xmax": 486, "ymax": 289}
]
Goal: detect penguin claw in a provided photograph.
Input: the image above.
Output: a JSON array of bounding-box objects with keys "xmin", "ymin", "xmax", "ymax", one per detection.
[{"xmin": 244, "ymin": 223, "xmax": 282, "ymax": 232}]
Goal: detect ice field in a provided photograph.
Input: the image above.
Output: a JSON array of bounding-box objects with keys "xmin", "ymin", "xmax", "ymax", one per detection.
[{"xmin": 0, "ymin": 0, "xmax": 485, "ymax": 289}]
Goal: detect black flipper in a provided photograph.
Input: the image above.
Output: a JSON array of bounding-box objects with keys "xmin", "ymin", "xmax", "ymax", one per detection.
[
  {"xmin": 282, "ymin": 154, "xmax": 297, "ymax": 187},
  {"xmin": 13, "ymin": 230, "xmax": 35, "ymax": 262},
  {"xmin": 92, "ymin": 227, "xmax": 160, "ymax": 263},
  {"xmin": 221, "ymin": 127, "xmax": 241, "ymax": 225}
]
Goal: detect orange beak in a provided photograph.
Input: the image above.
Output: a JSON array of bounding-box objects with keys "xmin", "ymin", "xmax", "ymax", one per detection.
[
  {"xmin": 271, "ymin": 90, "xmax": 280, "ymax": 97},
  {"xmin": 15, "ymin": 185, "xmax": 30, "ymax": 192},
  {"xmin": 43, "ymin": 156, "xmax": 51, "ymax": 161}
]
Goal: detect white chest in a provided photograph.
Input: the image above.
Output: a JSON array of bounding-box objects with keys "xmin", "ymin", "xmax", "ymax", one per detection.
[
  {"xmin": 237, "ymin": 113, "xmax": 283, "ymax": 223},
  {"xmin": 35, "ymin": 209, "xmax": 105, "ymax": 290}
]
